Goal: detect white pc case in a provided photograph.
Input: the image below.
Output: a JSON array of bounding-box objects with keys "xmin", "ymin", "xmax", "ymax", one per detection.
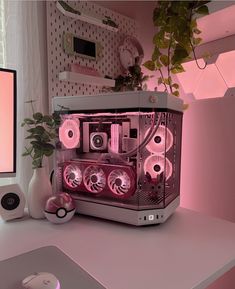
[{"xmin": 52, "ymin": 91, "xmax": 183, "ymax": 226}]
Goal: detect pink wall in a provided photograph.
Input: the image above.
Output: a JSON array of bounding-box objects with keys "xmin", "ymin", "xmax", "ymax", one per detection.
[
  {"xmin": 132, "ymin": 4, "xmax": 235, "ymax": 289},
  {"xmin": 181, "ymin": 97, "xmax": 235, "ymax": 222}
]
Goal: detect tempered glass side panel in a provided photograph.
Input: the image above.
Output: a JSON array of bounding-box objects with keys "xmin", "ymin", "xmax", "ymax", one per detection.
[{"xmin": 54, "ymin": 107, "xmax": 182, "ymax": 211}]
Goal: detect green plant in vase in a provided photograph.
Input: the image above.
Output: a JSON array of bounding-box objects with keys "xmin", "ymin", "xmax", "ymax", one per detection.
[
  {"xmin": 143, "ymin": 1, "xmax": 210, "ymax": 108},
  {"xmin": 21, "ymin": 100, "xmax": 61, "ymax": 169}
]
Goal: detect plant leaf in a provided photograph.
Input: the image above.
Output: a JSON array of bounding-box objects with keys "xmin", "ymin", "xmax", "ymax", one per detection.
[
  {"xmin": 171, "ymin": 64, "xmax": 185, "ymax": 74},
  {"xmin": 158, "ymin": 77, "xmax": 163, "ymax": 85},
  {"xmin": 23, "ymin": 118, "xmax": 35, "ymax": 125},
  {"xmin": 193, "ymin": 37, "xmax": 202, "ymax": 46},
  {"xmin": 33, "ymin": 112, "xmax": 43, "ymax": 121},
  {"xmin": 143, "ymin": 60, "xmax": 155, "ymax": 71},
  {"xmin": 172, "ymin": 83, "xmax": 179, "ymax": 89},
  {"xmin": 193, "ymin": 28, "xmax": 201, "ymax": 35},
  {"xmin": 172, "ymin": 90, "xmax": 180, "ymax": 97},
  {"xmin": 152, "ymin": 46, "xmax": 161, "ymax": 61},
  {"xmin": 196, "ymin": 5, "xmax": 209, "ymax": 16},
  {"xmin": 160, "ymin": 55, "xmax": 169, "ymax": 66},
  {"xmin": 33, "ymin": 125, "xmax": 45, "ymax": 135},
  {"xmin": 171, "ymin": 46, "xmax": 189, "ymax": 65}
]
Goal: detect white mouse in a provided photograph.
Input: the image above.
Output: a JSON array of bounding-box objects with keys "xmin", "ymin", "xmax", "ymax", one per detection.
[{"xmin": 22, "ymin": 272, "xmax": 60, "ymax": 289}]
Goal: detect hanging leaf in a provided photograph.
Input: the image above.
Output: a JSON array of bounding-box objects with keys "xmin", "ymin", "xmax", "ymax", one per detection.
[
  {"xmin": 171, "ymin": 64, "xmax": 185, "ymax": 74},
  {"xmin": 172, "ymin": 91, "xmax": 180, "ymax": 97},
  {"xmin": 158, "ymin": 77, "xmax": 163, "ymax": 85},
  {"xmin": 172, "ymin": 83, "xmax": 179, "ymax": 89},
  {"xmin": 193, "ymin": 37, "xmax": 202, "ymax": 45},
  {"xmin": 160, "ymin": 55, "xmax": 169, "ymax": 66},
  {"xmin": 155, "ymin": 60, "xmax": 163, "ymax": 69},
  {"xmin": 163, "ymin": 77, "xmax": 172, "ymax": 85},
  {"xmin": 195, "ymin": 5, "xmax": 209, "ymax": 15},
  {"xmin": 171, "ymin": 46, "xmax": 189, "ymax": 65},
  {"xmin": 193, "ymin": 28, "xmax": 202, "ymax": 35},
  {"xmin": 152, "ymin": 46, "xmax": 161, "ymax": 61},
  {"xmin": 143, "ymin": 60, "xmax": 155, "ymax": 71}
]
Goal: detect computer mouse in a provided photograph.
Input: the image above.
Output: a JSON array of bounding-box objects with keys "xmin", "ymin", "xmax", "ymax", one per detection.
[{"xmin": 22, "ymin": 272, "xmax": 60, "ymax": 289}]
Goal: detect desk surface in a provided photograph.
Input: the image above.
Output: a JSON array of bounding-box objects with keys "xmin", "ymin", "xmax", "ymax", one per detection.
[{"xmin": 0, "ymin": 207, "xmax": 234, "ymax": 289}]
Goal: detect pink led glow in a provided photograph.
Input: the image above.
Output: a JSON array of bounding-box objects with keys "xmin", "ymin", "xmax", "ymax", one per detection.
[
  {"xmin": 145, "ymin": 125, "xmax": 173, "ymax": 154},
  {"xmin": 59, "ymin": 118, "xmax": 80, "ymax": 149},
  {"xmin": 110, "ymin": 124, "xmax": 120, "ymax": 153},
  {"xmin": 216, "ymin": 50, "xmax": 235, "ymax": 88},
  {"xmin": 144, "ymin": 155, "xmax": 172, "ymax": 181},
  {"xmin": 83, "ymin": 165, "xmax": 106, "ymax": 193},
  {"xmin": 0, "ymin": 71, "xmax": 14, "ymax": 173},
  {"xmin": 108, "ymin": 169, "xmax": 132, "ymax": 197},
  {"xmin": 193, "ymin": 64, "xmax": 227, "ymax": 99},
  {"xmin": 63, "ymin": 164, "xmax": 82, "ymax": 189}
]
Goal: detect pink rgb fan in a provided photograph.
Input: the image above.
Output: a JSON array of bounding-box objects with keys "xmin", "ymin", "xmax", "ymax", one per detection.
[
  {"xmin": 108, "ymin": 169, "xmax": 133, "ymax": 198},
  {"xmin": 144, "ymin": 155, "xmax": 172, "ymax": 181},
  {"xmin": 59, "ymin": 118, "xmax": 80, "ymax": 149},
  {"xmin": 145, "ymin": 125, "xmax": 173, "ymax": 154},
  {"xmin": 63, "ymin": 164, "xmax": 82, "ymax": 189},
  {"xmin": 83, "ymin": 165, "xmax": 106, "ymax": 193}
]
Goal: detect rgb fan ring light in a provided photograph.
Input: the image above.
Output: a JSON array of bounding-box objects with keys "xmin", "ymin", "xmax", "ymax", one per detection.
[
  {"xmin": 59, "ymin": 118, "xmax": 80, "ymax": 149},
  {"xmin": 63, "ymin": 164, "xmax": 82, "ymax": 189},
  {"xmin": 107, "ymin": 169, "xmax": 135, "ymax": 199},
  {"xmin": 145, "ymin": 125, "xmax": 173, "ymax": 154},
  {"xmin": 144, "ymin": 155, "xmax": 172, "ymax": 181},
  {"xmin": 83, "ymin": 165, "xmax": 106, "ymax": 194}
]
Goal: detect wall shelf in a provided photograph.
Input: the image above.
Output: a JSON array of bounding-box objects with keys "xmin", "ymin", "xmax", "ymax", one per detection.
[
  {"xmin": 59, "ymin": 71, "xmax": 116, "ymax": 87},
  {"xmin": 56, "ymin": 1, "xmax": 119, "ymax": 33}
]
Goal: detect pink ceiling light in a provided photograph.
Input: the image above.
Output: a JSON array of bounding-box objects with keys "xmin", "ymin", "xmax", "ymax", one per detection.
[
  {"xmin": 193, "ymin": 64, "xmax": 227, "ymax": 100},
  {"xmin": 177, "ymin": 59, "xmax": 205, "ymax": 94}
]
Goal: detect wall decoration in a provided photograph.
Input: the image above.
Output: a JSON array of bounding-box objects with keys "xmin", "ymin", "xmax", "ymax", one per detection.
[{"xmin": 46, "ymin": 1, "xmax": 136, "ymax": 103}]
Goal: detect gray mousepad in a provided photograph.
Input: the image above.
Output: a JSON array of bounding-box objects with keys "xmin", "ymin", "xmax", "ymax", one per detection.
[{"xmin": 0, "ymin": 245, "xmax": 106, "ymax": 289}]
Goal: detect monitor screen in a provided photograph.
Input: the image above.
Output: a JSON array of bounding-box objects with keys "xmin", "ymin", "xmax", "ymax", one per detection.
[{"xmin": 0, "ymin": 68, "xmax": 16, "ymax": 177}]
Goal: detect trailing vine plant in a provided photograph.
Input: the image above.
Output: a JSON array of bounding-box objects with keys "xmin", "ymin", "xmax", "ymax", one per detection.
[{"xmin": 144, "ymin": 1, "xmax": 210, "ymax": 107}]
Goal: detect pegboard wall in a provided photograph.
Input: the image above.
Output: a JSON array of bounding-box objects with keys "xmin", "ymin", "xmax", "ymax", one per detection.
[{"xmin": 46, "ymin": 1, "xmax": 137, "ymax": 102}]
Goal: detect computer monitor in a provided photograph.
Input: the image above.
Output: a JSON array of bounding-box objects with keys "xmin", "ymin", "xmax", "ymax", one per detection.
[{"xmin": 0, "ymin": 68, "xmax": 16, "ymax": 177}]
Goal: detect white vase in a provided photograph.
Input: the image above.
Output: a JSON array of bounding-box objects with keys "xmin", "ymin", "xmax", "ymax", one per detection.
[{"xmin": 28, "ymin": 167, "xmax": 52, "ymax": 219}]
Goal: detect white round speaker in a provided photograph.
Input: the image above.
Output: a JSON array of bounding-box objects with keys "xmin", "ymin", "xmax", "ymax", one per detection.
[{"xmin": 0, "ymin": 184, "xmax": 26, "ymax": 221}]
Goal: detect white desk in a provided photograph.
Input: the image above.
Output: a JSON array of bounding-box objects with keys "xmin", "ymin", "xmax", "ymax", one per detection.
[{"xmin": 0, "ymin": 207, "xmax": 234, "ymax": 289}]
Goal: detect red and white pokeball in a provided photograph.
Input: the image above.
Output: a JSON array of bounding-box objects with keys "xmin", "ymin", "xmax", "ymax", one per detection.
[{"xmin": 44, "ymin": 192, "xmax": 76, "ymax": 224}]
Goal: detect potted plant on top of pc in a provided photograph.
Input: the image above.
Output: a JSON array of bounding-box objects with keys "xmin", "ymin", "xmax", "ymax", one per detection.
[{"xmin": 143, "ymin": 1, "xmax": 210, "ymax": 108}]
